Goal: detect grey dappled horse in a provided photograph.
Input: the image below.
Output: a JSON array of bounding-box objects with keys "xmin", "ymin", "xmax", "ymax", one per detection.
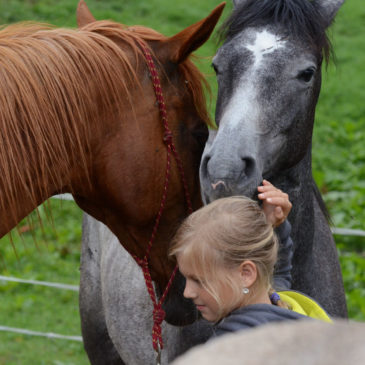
[
  {"xmin": 200, "ymin": 0, "xmax": 347, "ymax": 317},
  {"xmin": 80, "ymin": 1, "xmax": 346, "ymax": 364},
  {"xmin": 80, "ymin": 216, "xmax": 212, "ymax": 365}
]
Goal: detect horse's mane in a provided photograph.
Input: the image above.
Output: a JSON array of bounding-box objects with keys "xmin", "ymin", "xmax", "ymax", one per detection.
[
  {"xmin": 0, "ymin": 21, "xmax": 209, "ymax": 223},
  {"xmin": 124, "ymin": 24, "xmax": 211, "ymax": 128},
  {"xmin": 219, "ymin": 0, "xmax": 332, "ymax": 63},
  {"xmin": 312, "ymin": 180, "xmax": 332, "ymax": 223}
]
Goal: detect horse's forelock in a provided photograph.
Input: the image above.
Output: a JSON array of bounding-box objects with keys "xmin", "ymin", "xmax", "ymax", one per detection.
[{"xmin": 219, "ymin": 0, "xmax": 332, "ymax": 63}]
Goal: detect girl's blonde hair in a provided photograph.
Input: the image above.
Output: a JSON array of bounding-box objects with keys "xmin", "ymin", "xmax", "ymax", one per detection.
[{"xmin": 170, "ymin": 196, "xmax": 279, "ymax": 320}]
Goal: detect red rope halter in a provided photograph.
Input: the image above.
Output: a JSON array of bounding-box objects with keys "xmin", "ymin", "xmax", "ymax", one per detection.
[{"xmin": 132, "ymin": 40, "xmax": 193, "ymax": 354}]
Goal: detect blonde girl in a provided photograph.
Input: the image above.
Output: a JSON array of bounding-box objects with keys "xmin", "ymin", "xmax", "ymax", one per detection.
[{"xmin": 170, "ymin": 181, "xmax": 330, "ymax": 336}]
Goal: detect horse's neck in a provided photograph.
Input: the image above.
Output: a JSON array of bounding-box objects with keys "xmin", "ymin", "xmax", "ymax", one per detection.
[
  {"xmin": 271, "ymin": 147, "xmax": 317, "ymax": 246},
  {"xmin": 0, "ymin": 140, "xmax": 89, "ymax": 238}
]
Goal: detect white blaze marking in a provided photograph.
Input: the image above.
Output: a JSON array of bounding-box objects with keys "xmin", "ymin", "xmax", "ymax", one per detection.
[
  {"xmin": 221, "ymin": 82, "xmax": 259, "ymax": 131},
  {"xmin": 220, "ymin": 30, "xmax": 286, "ymax": 132},
  {"xmin": 246, "ymin": 30, "xmax": 286, "ymax": 69}
]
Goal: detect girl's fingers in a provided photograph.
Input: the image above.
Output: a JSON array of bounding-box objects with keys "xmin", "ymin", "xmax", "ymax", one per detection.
[
  {"xmin": 262, "ymin": 197, "xmax": 290, "ymax": 207},
  {"xmin": 273, "ymin": 207, "xmax": 286, "ymax": 227},
  {"xmin": 275, "ymin": 206, "xmax": 285, "ymax": 219},
  {"xmin": 258, "ymin": 181, "xmax": 291, "ymax": 226},
  {"xmin": 257, "ymin": 184, "xmax": 282, "ymax": 193},
  {"xmin": 258, "ymin": 191, "xmax": 289, "ymax": 201},
  {"xmin": 261, "ymin": 196, "xmax": 292, "ymax": 218}
]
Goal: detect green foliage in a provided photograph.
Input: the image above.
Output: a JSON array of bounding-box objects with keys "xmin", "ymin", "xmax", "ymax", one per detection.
[
  {"xmin": 312, "ymin": 0, "xmax": 365, "ymax": 321},
  {"xmin": 337, "ymin": 249, "xmax": 365, "ymax": 320},
  {"xmin": 0, "ymin": 0, "xmax": 364, "ymax": 363},
  {"xmin": 0, "ymin": 334, "xmax": 86, "ymax": 365},
  {"xmin": 313, "ymin": 1, "xmax": 365, "ymax": 229},
  {"xmin": 0, "ymin": 200, "xmax": 86, "ymax": 364}
]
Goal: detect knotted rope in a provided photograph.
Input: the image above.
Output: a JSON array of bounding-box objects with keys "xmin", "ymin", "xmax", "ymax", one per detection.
[{"xmin": 132, "ymin": 39, "xmax": 193, "ymax": 354}]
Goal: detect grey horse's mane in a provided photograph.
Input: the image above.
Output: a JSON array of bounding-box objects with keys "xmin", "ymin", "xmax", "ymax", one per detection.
[
  {"xmin": 312, "ymin": 181, "xmax": 332, "ymax": 223},
  {"xmin": 219, "ymin": 0, "xmax": 333, "ymax": 63}
]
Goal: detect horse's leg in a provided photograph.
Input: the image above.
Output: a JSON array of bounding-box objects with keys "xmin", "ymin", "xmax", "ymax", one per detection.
[
  {"xmin": 100, "ymin": 228, "xmax": 175, "ymax": 364},
  {"xmin": 80, "ymin": 214, "xmax": 125, "ymax": 365}
]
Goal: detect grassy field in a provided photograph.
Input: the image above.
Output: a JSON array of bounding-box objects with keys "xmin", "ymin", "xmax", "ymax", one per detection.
[
  {"xmin": 312, "ymin": 0, "xmax": 365, "ymax": 321},
  {"xmin": 0, "ymin": 0, "xmax": 364, "ymax": 364}
]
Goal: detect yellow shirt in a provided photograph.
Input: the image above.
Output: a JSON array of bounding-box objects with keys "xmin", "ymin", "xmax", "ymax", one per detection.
[{"xmin": 278, "ymin": 290, "xmax": 332, "ymax": 323}]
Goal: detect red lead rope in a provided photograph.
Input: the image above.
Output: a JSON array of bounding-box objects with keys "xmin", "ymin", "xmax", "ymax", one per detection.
[{"xmin": 132, "ymin": 40, "xmax": 193, "ymax": 354}]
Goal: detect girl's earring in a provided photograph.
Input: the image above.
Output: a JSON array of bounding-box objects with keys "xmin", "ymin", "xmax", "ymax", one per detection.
[{"xmin": 242, "ymin": 287, "xmax": 249, "ymax": 294}]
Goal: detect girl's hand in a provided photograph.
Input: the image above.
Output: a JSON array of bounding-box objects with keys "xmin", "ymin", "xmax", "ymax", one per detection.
[{"xmin": 257, "ymin": 180, "xmax": 292, "ymax": 227}]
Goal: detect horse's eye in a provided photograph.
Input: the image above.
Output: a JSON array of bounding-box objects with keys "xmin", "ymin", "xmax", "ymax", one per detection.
[{"xmin": 297, "ymin": 67, "xmax": 316, "ymax": 82}]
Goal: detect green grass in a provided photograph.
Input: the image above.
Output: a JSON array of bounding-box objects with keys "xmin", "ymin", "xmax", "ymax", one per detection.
[
  {"xmin": 313, "ymin": 0, "xmax": 365, "ymax": 230},
  {"xmin": 0, "ymin": 200, "xmax": 86, "ymax": 365},
  {"xmin": 312, "ymin": 0, "xmax": 365, "ymax": 322},
  {"xmin": 0, "ymin": 0, "xmax": 364, "ymax": 363}
]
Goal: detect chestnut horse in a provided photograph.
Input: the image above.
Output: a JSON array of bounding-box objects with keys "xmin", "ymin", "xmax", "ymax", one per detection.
[{"xmin": 0, "ymin": 0, "xmax": 224, "ymax": 349}]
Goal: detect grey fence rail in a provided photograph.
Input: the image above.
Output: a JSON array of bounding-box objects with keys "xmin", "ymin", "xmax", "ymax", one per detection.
[
  {"xmin": 0, "ymin": 194, "xmax": 364, "ymax": 342},
  {"xmin": 0, "ymin": 275, "xmax": 81, "ymax": 342}
]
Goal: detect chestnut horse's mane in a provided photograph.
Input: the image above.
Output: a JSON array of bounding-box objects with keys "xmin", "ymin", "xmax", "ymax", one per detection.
[{"xmin": 0, "ymin": 21, "xmax": 209, "ymax": 223}]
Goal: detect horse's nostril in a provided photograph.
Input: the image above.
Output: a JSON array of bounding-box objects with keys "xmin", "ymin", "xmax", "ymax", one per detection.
[
  {"xmin": 241, "ymin": 157, "xmax": 256, "ymax": 178},
  {"xmin": 200, "ymin": 154, "xmax": 210, "ymax": 177}
]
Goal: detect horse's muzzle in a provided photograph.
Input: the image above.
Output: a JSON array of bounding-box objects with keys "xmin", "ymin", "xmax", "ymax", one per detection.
[{"xmin": 162, "ymin": 271, "xmax": 200, "ymax": 326}]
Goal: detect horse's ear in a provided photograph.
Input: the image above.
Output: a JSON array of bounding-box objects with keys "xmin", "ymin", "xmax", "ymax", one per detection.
[
  {"xmin": 317, "ymin": 0, "xmax": 345, "ymax": 27},
  {"xmin": 165, "ymin": 2, "xmax": 226, "ymax": 64},
  {"xmin": 77, "ymin": 0, "xmax": 96, "ymax": 28}
]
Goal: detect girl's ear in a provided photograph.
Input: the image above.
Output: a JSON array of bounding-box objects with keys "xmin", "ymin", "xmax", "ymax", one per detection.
[{"xmin": 239, "ymin": 260, "xmax": 257, "ymax": 288}]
